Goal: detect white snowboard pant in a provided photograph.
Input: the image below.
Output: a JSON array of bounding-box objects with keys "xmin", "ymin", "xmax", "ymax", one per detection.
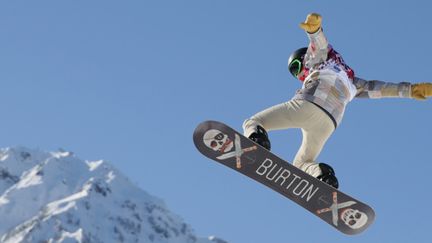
[{"xmin": 243, "ymin": 99, "xmax": 335, "ymax": 177}]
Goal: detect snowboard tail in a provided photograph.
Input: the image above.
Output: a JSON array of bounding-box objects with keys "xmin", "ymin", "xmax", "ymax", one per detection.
[{"xmin": 193, "ymin": 120, "xmax": 375, "ymax": 235}]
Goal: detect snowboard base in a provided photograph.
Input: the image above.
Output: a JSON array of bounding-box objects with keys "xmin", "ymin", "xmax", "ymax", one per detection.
[{"xmin": 193, "ymin": 120, "xmax": 375, "ymax": 235}]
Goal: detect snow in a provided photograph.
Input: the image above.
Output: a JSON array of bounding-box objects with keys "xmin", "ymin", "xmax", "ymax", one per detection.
[
  {"xmin": 85, "ymin": 160, "xmax": 104, "ymax": 171},
  {"xmin": 56, "ymin": 228, "xmax": 83, "ymax": 243},
  {"xmin": 0, "ymin": 147, "xmax": 226, "ymax": 243},
  {"xmin": 16, "ymin": 163, "xmax": 45, "ymax": 189},
  {"xmin": 106, "ymin": 170, "xmax": 116, "ymax": 183},
  {"xmin": 42, "ymin": 181, "xmax": 92, "ymax": 220}
]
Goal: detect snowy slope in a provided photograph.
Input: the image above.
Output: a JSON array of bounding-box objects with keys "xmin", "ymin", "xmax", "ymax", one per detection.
[{"xmin": 0, "ymin": 147, "xmax": 226, "ymax": 243}]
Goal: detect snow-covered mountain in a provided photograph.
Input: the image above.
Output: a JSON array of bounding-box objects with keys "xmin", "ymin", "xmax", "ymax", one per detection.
[{"xmin": 0, "ymin": 147, "xmax": 226, "ymax": 243}]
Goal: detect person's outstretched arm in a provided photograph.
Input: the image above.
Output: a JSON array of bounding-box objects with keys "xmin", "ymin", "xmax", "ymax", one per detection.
[
  {"xmin": 353, "ymin": 77, "xmax": 432, "ymax": 100},
  {"xmin": 300, "ymin": 13, "xmax": 329, "ymax": 69}
]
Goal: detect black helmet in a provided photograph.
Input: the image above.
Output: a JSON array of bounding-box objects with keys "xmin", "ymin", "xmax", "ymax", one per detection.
[{"xmin": 288, "ymin": 47, "xmax": 308, "ymax": 77}]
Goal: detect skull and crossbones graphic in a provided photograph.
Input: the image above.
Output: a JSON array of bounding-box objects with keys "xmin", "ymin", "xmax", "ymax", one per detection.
[
  {"xmin": 203, "ymin": 129, "xmax": 257, "ymax": 169},
  {"xmin": 316, "ymin": 191, "xmax": 368, "ymax": 229},
  {"xmin": 340, "ymin": 208, "xmax": 368, "ymax": 229},
  {"xmin": 203, "ymin": 129, "xmax": 234, "ymax": 153}
]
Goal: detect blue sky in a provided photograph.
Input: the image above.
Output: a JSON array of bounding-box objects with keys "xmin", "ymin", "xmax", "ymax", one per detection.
[{"xmin": 0, "ymin": 1, "xmax": 431, "ymax": 242}]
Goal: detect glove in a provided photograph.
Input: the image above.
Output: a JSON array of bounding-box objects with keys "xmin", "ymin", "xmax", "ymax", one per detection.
[
  {"xmin": 299, "ymin": 13, "xmax": 322, "ymax": 33},
  {"xmin": 411, "ymin": 83, "xmax": 432, "ymax": 100}
]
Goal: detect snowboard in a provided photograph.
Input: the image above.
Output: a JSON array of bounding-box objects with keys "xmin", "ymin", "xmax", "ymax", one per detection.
[{"xmin": 193, "ymin": 120, "xmax": 375, "ymax": 235}]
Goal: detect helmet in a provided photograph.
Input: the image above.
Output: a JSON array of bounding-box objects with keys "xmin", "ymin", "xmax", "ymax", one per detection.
[{"xmin": 288, "ymin": 47, "xmax": 308, "ymax": 78}]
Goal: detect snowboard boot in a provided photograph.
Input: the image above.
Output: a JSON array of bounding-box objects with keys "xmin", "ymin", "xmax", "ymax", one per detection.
[
  {"xmin": 248, "ymin": 125, "xmax": 271, "ymax": 151},
  {"xmin": 317, "ymin": 163, "xmax": 339, "ymax": 189}
]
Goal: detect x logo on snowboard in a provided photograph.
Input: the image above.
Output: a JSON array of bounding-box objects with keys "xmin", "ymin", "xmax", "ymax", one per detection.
[
  {"xmin": 316, "ymin": 191, "xmax": 357, "ymax": 226},
  {"xmin": 216, "ymin": 134, "xmax": 257, "ymax": 169}
]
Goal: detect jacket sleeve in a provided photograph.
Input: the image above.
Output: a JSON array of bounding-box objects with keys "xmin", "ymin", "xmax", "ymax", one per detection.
[
  {"xmin": 304, "ymin": 28, "xmax": 330, "ymax": 69},
  {"xmin": 353, "ymin": 77, "xmax": 412, "ymax": 98}
]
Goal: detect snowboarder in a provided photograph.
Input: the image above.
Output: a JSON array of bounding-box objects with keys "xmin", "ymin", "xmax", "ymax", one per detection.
[{"xmin": 243, "ymin": 13, "xmax": 432, "ymax": 189}]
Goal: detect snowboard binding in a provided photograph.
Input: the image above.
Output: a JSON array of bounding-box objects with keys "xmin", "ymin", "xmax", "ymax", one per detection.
[
  {"xmin": 248, "ymin": 125, "xmax": 271, "ymax": 151},
  {"xmin": 317, "ymin": 163, "xmax": 339, "ymax": 189}
]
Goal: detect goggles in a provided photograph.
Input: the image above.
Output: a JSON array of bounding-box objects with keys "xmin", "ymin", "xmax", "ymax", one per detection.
[{"xmin": 289, "ymin": 59, "xmax": 303, "ymax": 77}]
